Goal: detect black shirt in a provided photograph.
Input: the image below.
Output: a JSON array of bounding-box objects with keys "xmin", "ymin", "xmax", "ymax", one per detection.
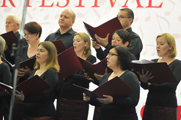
[{"xmin": 45, "ymin": 28, "xmax": 76, "ymax": 49}]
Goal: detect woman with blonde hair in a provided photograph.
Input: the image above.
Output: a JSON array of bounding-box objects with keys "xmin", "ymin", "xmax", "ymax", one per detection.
[
  {"xmin": 138, "ymin": 33, "xmax": 181, "ymax": 120},
  {"xmin": 56, "ymin": 32, "xmax": 96, "ymax": 120},
  {"xmin": 16, "ymin": 41, "xmax": 59, "ymax": 120}
]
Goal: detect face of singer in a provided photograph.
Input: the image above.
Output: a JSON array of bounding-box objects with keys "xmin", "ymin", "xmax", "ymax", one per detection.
[
  {"xmin": 117, "ymin": 10, "xmax": 132, "ymax": 30},
  {"xmin": 5, "ymin": 16, "xmax": 19, "ymax": 33},
  {"xmin": 156, "ymin": 36, "xmax": 172, "ymax": 57},
  {"xmin": 106, "ymin": 48, "xmax": 118, "ymax": 70},
  {"xmin": 36, "ymin": 45, "xmax": 49, "ymax": 65},
  {"xmin": 111, "ymin": 33, "xmax": 125, "ymax": 47},
  {"xmin": 73, "ymin": 35, "xmax": 88, "ymax": 53},
  {"xmin": 24, "ymin": 30, "xmax": 39, "ymax": 44},
  {"xmin": 58, "ymin": 9, "xmax": 75, "ymax": 29}
]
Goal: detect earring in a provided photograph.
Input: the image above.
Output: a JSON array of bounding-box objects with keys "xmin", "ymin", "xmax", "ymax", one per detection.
[{"xmin": 36, "ymin": 37, "xmax": 39, "ymax": 40}]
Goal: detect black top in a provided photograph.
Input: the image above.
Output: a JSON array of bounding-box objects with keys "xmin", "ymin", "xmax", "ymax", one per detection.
[
  {"xmin": 0, "ymin": 62, "xmax": 12, "ymax": 97},
  {"xmin": 4, "ymin": 31, "xmax": 27, "ymax": 64},
  {"xmin": 96, "ymin": 71, "xmax": 140, "ymax": 120},
  {"xmin": 45, "ymin": 28, "xmax": 76, "ymax": 49},
  {"xmin": 141, "ymin": 59, "xmax": 181, "ymax": 108},
  {"xmin": 23, "ymin": 69, "xmax": 59, "ymax": 117},
  {"xmin": 0, "ymin": 62, "xmax": 11, "ymax": 86},
  {"xmin": 20, "ymin": 45, "xmax": 36, "ymax": 62},
  {"xmin": 0, "ymin": 62, "xmax": 12, "ymax": 119},
  {"xmin": 60, "ymin": 55, "xmax": 96, "ymax": 100}
]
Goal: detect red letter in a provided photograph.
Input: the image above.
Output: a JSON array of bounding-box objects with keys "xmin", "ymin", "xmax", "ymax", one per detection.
[
  {"xmin": 1, "ymin": 0, "xmax": 16, "ymax": 7},
  {"xmin": 75, "ymin": 0, "xmax": 84, "ymax": 7},
  {"xmin": 57, "ymin": 0, "xmax": 69, "ymax": 8},
  {"xmin": 110, "ymin": 0, "xmax": 117, "ymax": 8},
  {"xmin": 92, "ymin": 0, "xmax": 99, "ymax": 7},
  {"xmin": 39, "ymin": 0, "xmax": 54, "ymax": 7},
  {"xmin": 122, "ymin": 0, "xmax": 143, "ymax": 8},
  {"xmin": 27, "ymin": 0, "xmax": 32, "ymax": 7},
  {"xmin": 146, "ymin": 0, "xmax": 163, "ymax": 8}
]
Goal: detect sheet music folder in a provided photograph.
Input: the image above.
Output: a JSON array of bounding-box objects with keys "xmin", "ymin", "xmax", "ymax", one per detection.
[
  {"xmin": 74, "ymin": 76, "xmax": 134, "ymax": 100},
  {"xmin": 78, "ymin": 57, "xmax": 108, "ymax": 83},
  {"xmin": 58, "ymin": 47, "xmax": 83, "ymax": 80},
  {"xmin": 0, "ymin": 75, "xmax": 51, "ymax": 96},
  {"xmin": 19, "ymin": 57, "xmax": 36, "ymax": 70},
  {"xmin": 132, "ymin": 60, "xmax": 178, "ymax": 83},
  {"xmin": 1, "ymin": 31, "xmax": 18, "ymax": 50},
  {"xmin": 52, "ymin": 39, "xmax": 66, "ymax": 54},
  {"xmin": 83, "ymin": 17, "xmax": 123, "ymax": 43}
]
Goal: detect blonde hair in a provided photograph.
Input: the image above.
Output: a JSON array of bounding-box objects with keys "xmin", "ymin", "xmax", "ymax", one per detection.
[
  {"xmin": 156, "ymin": 33, "xmax": 177, "ymax": 58},
  {"xmin": 74, "ymin": 32, "xmax": 91, "ymax": 57},
  {"xmin": 0, "ymin": 36, "xmax": 5, "ymax": 57},
  {"xmin": 34, "ymin": 41, "xmax": 60, "ymax": 72}
]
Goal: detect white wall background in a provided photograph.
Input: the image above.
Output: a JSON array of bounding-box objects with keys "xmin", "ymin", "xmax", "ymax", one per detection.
[{"xmin": 1, "ymin": 0, "xmax": 181, "ymax": 119}]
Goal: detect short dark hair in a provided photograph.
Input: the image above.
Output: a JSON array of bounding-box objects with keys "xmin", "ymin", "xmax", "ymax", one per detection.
[
  {"xmin": 112, "ymin": 29, "xmax": 131, "ymax": 47},
  {"xmin": 24, "ymin": 21, "xmax": 42, "ymax": 38},
  {"xmin": 114, "ymin": 46, "xmax": 132, "ymax": 70},
  {"xmin": 120, "ymin": 8, "xmax": 134, "ymax": 24}
]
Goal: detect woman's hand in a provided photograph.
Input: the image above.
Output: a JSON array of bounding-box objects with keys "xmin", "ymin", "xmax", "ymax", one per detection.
[
  {"xmin": 83, "ymin": 93, "xmax": 90, "ymax": 102},
  {"xmin": 97, "ymin": 95, "xmax": 113, "ymax": 104},
  {"xmin": 137, "ymin": 69, "xmax": 154, "ymax": 83},
  {"xmin": 15, "ymin": 91, "xmax": 25, "ymax": 101},
  {"xmin": 84, "ymin": 72, "xmax": 94, "ymax": 81},
  {"xmin": 94, "ymin": 33, "xmax": 109, "ymax": 47},
  {"xmin": 94, "ymin": 68, "xmax": 108, "ymax": 81},
  {"xmin": 18, "ymin": 66, "xmax": 31, "ymax": 77},
  {"xmin": 92, "ymin": 40, "xmax": 101, "ymax": 49}
]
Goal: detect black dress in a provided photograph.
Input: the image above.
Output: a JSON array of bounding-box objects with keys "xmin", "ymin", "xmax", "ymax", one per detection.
[
  {"xmin": 92, "ymin": 71, "xmax": 140, "ymax": 120},
  {"xmin": 141, "ymin": 59, "xmax": 181, "ymax": 120},
  {"xmin": 23, "ymin": 69, "xmax": 59, "ymax": 119},
  {"xmin": 56, "ymin": 55, "xmax": 96, "ymax": 120}
]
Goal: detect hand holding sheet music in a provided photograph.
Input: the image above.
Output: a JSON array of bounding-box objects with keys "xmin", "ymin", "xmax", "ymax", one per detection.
[
  {"xmin": 132, "ymin": 59, "xmax": 178, "ymax": 83},
  {"xmin": 0, "ymin": 75, "xmax": 51, "ymax": 96},
  {"xmin": 83, "ymin": 17, "xmax": 123, "ymax": 44},
  {"xmin": 74, "ymin": 76, "xmax": 134, "ymax": 102}
]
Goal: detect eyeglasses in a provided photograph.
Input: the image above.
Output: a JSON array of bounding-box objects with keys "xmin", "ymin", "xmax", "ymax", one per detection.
[
  {"xmin": 23, "ymin": 33, "xmax": 32, "ymax": 38},
  {"xmin": 117, "ymin": 15, "xmax": 130, "ymax": 19},
  {"xmin": 108, "ymin": 52, "xmax": 118, "ymax": 56}
]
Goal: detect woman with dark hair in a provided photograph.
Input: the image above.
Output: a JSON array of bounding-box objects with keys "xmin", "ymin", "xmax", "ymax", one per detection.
[
  {"xmin": 84, "ymin": 46, "xmax": 140, "ymax": 120},
  {"xmin": 56, "ymin": 32, "xmax": 96, "ymax": 120},
  {"xmin": 16, "ymin": 41, "xmax": 59, "ymax": 120},
  {"xmin": 18, "ymin": 21, "xmax": 42, "ymax": 83},
  {"xmin": 93, "ymin": 29, "xmax": 136, "ymax": 60},
  {"xmin": 138, "ymin": 33, "xmax": 181, "ymax": 120}
]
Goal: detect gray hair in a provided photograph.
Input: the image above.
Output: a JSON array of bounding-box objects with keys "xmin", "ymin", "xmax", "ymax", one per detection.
[
  {"xmin": 0, "ymin": 36, "xmax": 6, "ymax": 56},
  {"xmin": 6, "ymin": 14, "xmax": 21, "ymax": 25}
]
